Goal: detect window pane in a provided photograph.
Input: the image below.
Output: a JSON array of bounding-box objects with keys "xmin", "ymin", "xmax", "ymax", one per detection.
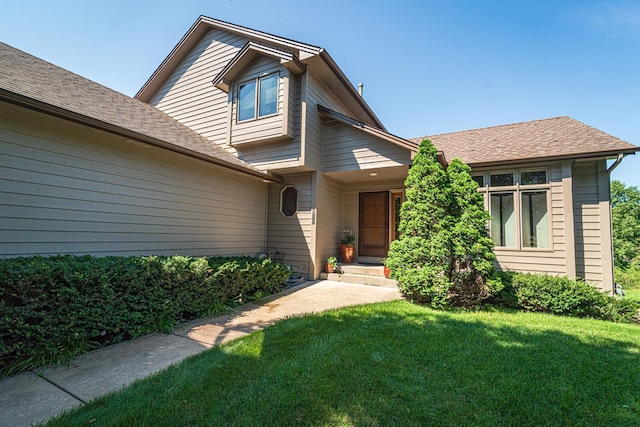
[
  {"xmin": 238, "ymin": 81, "xmax": 256, "ymax": 121},
  {"xmin": 490, "ymin": 173, "xmax": 514, "ymax": 187},
  {"xmin": 490, "ymin": 193, "xmax": 516, "ymax": 247},
  {"xmin": 522, "ymin": 191, "xmax": 549, "ymax": 248},
  {"xmin": 521, "ymin": 171, "xmax": 547, "ymax": 185},
  {"xmin": 259, "ymin": 74, "xmax": 278, "ymax": 117},
  {"xmin": 281, "ymin": 186, "xmax": 297, "ymax": 217},
  {"xmin": 472, "ymin": 175, "xmax": 484, "ymax": 187}
]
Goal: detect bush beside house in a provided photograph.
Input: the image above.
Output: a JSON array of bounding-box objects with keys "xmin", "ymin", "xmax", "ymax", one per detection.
[
  {"xmin": 385, "ymin": 139, "xmax": 496, "ymax": 307},
  {"xmin": 0, "ymin": 255, "xmax": 290, "ymax": 378},
  {"xmin": 493, "ymin": 272, "xmax": 639, "ymax": 323}
]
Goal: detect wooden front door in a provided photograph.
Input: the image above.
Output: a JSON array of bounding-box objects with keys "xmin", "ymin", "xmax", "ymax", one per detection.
[{"xmin": 359, "ymin": 192, "xmax": 389, "ymax": 258}]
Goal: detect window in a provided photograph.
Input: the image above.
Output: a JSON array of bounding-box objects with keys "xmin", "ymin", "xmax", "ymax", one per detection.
[
  {"xmin": 237, "ymin": 73, "xmax": 279, "ymax": 122},
  {"xmin": 471, "ymin": 175, "xmax": 484, "ymax": 187},
  {"xmin": 521, "ymin": 191, "xmax": 549, "ymax": 248},
  {"xmin": 477, "ymin": 169, "xmax": 550, "ymax": 249},
  {"xmin": 490, "ymin": 193, "xmax": 516, "ymax": 247},
  {"xmin": 280, "ymin": 185, "xmax": 297, "ymax": 217}
]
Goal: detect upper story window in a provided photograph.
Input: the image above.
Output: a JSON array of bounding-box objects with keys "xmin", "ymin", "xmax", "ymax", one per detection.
[
  {"xmin": 473, "ymin": 169, "xmax": 550, "ymax": 250},
  {"xmin": 237, "ymin": 73, "xmax": 279, "ymax": 122}
]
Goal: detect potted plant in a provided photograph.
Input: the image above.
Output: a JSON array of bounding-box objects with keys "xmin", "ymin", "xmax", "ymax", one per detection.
[
  {"xmin": 325, "ymin": 256, "xmax": 338, "ymax": 273},
  {"xmin": 340, "ymin": 230, "xmax": 355, "ymax": 263},
  {"xmin": 379, "ymin": 258, "xmax": 391, "ymax": 279}
]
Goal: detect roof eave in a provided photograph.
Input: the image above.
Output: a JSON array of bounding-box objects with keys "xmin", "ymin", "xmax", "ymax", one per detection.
[
  {"xmin": 0, "ymin": 89, "xmax": 282, "ymax": 183},
  {"xmin": 136, "ymin": 15, "xmax": 321, "ymax": 102},
  {"xmin": 465, "ymin": 149, "xmax": 640, "ymax": 169},
  {"xmin": 318, "ymin": 105, "xmax": 416, "ymax": 152},
  {"xmin": 317, "ymin": 50, "xmax": 386, "ymax": 131},
  {"xmin": 212, "ymin": 41, "xmax": 306, "ymax": 92}
]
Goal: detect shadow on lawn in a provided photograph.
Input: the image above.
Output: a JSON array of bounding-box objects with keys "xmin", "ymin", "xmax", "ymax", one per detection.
[{"xmin": 49, "ymin": 301, "xmax": 640, "ymax": 426}]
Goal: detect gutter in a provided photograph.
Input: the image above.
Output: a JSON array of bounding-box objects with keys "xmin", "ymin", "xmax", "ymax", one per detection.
[
  {"xmin": 465, "ymin": 150, "xmax": 639, "ymax": 169},
  {"xmin": 0, "ymin": 90, "xmax": 283, "ymax": 184}
]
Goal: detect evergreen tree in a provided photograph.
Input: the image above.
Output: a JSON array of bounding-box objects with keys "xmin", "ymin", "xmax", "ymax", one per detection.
[
  {"xmin": 447, "ymin": 158, "xmax": 496, "ymax": 305},
  {"xmin": 385, "ymin": 140, "xmax": 496, "ymax": 307}
]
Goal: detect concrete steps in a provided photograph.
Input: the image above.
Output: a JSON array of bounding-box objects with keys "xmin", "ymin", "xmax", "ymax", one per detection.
[{"xmin": 319, "ymin": 263, "xmax": 398, "ymax": 288}]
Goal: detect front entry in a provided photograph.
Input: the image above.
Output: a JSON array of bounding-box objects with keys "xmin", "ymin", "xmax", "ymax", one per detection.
[{"xmin": 359, "ymin": 191, "xmax": 389, "ymax": 258}]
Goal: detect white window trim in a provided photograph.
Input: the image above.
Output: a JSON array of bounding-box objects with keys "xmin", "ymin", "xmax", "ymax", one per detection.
[{"xmin": 236, "ymin": 72, "xmax": 280, "ymax": 123}]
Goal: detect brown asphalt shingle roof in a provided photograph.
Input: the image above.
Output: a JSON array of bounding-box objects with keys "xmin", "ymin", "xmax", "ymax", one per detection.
[
  {"xmin": 411, "ymin": 116, "xmax": 639, "ymax": 167},
  {"xmin": 0, "ymin": 42, "xmax": 277, "ymax": 181}
]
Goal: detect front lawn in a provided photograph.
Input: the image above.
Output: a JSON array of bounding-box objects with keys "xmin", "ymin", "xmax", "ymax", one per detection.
[
  {"xmin": 46, "ymin": 301, "xmax": 640, "ymax": 426},
  {"xmin": 625, "ymin": 288, "xmax": 640, "ymax": 301}
]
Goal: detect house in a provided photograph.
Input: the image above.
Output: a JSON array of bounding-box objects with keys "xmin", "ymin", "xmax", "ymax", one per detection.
[{"xmin": 1, "ymin": 16, "xmax": 637, "ymax": 293}]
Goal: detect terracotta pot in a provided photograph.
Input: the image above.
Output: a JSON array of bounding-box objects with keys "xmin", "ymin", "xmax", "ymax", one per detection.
[
  {"xmin": 383, "ymin": 266, "xmax": 391, "ymax": 279},
  {"xmin": 340, "ymin": 244, "xmax": 354, "ymax": 263},
  {"xmin": 325, "ymin": 263, "xmax": 336, "ymax": 273}
]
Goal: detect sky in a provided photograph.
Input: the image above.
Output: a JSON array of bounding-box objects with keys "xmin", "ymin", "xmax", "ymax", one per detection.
[{"xmin": 2, "ymin": 0, "xmax": 639, "ymax": 186}]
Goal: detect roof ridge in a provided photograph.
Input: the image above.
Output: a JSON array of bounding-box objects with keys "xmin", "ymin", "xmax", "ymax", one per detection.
[
  {"xmin": 417, "ymin": 116, "xmax": 572, "ymax": 140},
  {"xmin": 198, "ymin": 15, "xmax": 322, "ymax": 54}
]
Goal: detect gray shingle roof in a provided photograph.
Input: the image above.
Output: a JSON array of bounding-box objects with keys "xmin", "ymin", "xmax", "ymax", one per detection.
[
  {"xmin": 0, "ymin": 42, "xmax": 278, "ymax": 182},
  {"xmin": 411, "ymin": 116, "xmax": 639, "ymax": 167}
]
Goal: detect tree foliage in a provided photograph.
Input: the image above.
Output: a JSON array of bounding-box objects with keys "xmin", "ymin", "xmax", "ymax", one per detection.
[
  {"xmin": 611, "ymin": 180, "xmax": 640, "ymax": 269},
  {"xmin": 385, "ymin": 139, "xmax": 496, "ymax": 307}
]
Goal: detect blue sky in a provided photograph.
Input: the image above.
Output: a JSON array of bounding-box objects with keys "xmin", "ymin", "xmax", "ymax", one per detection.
[{"xmin": 2, "ymin": 0, "xmax": 639, "ymax": 186}]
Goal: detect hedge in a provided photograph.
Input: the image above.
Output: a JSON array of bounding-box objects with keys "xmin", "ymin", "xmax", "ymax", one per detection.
[
  {"xmin": 492, "ymin": 272, "xmax": 640, "ymax": 323},
  {"xmin": 0, "ymin": 255, "xmax": 290, "ymax": 378}
]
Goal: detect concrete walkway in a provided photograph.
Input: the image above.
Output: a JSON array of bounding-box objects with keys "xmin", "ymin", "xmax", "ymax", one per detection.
[{"xmin": 0, "ymin": 280, "xmax": 401, "ymax": 427}]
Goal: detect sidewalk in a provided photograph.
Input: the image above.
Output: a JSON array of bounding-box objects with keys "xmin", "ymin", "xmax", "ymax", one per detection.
[{"xmin": 0, "ymin": 280, "xmax": 401, "ymax": 427}]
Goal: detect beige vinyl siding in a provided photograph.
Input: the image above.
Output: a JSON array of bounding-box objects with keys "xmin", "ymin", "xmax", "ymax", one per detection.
[
  {"xmin": 313, "ymin": 173, "xmax": 344, "ymax": 277},
  {"xmin": 266, "ymin": 173, "xmax": 313, "ymax": 277},
  {"xmin": 146, "ymin": 28, "xmax": 301, "ymax": 172},
  {"xmin": 0, "ymin": 103, "xmax": 267, "ymax": 257},
  {"xmin": 304, "ymin": 73, "xmax": 353, "ymax": 171},
  {"xmin": 343, "ymin": 179, "xmax": 406, "ymax": 261},
  {"xmin": 322, "ymin": 120, "xmax": 411, "ymax": 172},
  {"xmin": 572, "ymin": 160, "xmax": 612, "ymax": 290},
  {"xmin": 149, "ymin": 29, "xmax": 245, "ymax": 145},
  {"xmin": 486, "ymin": 164, "xmax": 568, "ymax": 276}
]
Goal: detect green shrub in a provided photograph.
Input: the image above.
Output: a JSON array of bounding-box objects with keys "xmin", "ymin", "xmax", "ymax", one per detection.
[
  {"xmin": 386, "ymin": 140, "xmax": 495, "ymax": 307},
  {"xmin": 0, "ymin": 255, "xmax": 290, "ymax": 378},
  {"xmin": 509, "ymin": 273, "xmax": 605, "ymax": 317},
  {"xmin": 492, "ymin": 272, "xmax": 639, "ymax": 323},
  {"xmin": 599, "ymin": 297, "xmax": 640, "ymax": 323}
]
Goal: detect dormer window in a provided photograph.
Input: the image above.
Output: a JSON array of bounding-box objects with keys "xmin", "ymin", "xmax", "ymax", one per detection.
[{"xmin": 237, "ymin": 73, "xmax": 279, "ymax": 122}]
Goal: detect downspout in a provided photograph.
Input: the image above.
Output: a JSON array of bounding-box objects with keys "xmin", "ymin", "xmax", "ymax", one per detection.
[
  {"xmin": 605, "ymin": 153, "xmax": 626, "ymax": 295},
  {"xmin": 607, "ymin": 153, "xmax": 626, "ymax": 173}
]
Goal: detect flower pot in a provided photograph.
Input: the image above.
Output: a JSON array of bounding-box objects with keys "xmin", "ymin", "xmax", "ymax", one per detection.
[
  {"xmin": 325, "ymin": 262, "xmax": 336, "ymax": 273},
  {"xmin": 383, "ymin": 266, "xmax": 391, "ymax": 279},
  {"xmin": 340, "ymin": 243, "xmax": 354, "ymax": 263}
]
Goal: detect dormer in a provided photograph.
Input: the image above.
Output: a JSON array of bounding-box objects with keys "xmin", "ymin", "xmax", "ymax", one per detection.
[{"xmin": 212, "ymin": 41, "xmax": 305, "ymax": 147}]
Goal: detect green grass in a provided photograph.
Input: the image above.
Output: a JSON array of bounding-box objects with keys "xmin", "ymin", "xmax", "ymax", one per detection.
[
  {"xmin": 46, "ymin": 301, "xmax": 640, "ymax": 426},
  {"xmin": 625, "ymin": 288, "xmax": 640, "ymax": 301}
]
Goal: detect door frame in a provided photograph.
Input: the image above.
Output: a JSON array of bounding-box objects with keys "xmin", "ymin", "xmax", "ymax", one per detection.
[{"xmin": 358, "ymin": 191, "xmax": 390, "ymax": 259}]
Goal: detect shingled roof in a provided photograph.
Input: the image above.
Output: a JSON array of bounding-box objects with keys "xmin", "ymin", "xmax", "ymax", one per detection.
[
  {"xmin": 0, "ymin": 42, "xmax": 280, "ymax": 183},
  {"xmin": 411, "ymin": 116, "xmax": 639, "ymax": 167}
]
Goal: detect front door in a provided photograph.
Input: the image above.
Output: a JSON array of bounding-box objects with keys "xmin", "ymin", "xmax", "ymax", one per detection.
[{"xmin": 359, "ymin": 192, "xmax": 389, "ymax": 258}]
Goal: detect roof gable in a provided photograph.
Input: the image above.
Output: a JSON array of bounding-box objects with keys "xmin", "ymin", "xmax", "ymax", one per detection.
[
  {"xmin": 135, "ymin": 16, "xmax": 385, "ymax": 130},
  {"xmin": 212, "ymin": 41, "xmax": 306, "ymax": 93},
  {"xmin": 0, "ymin": 42, "xmax": 281, "ymax": 183},
  {"xmin": 415, "ymin": 116, "xmax": 639, "ymax": 167}
]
